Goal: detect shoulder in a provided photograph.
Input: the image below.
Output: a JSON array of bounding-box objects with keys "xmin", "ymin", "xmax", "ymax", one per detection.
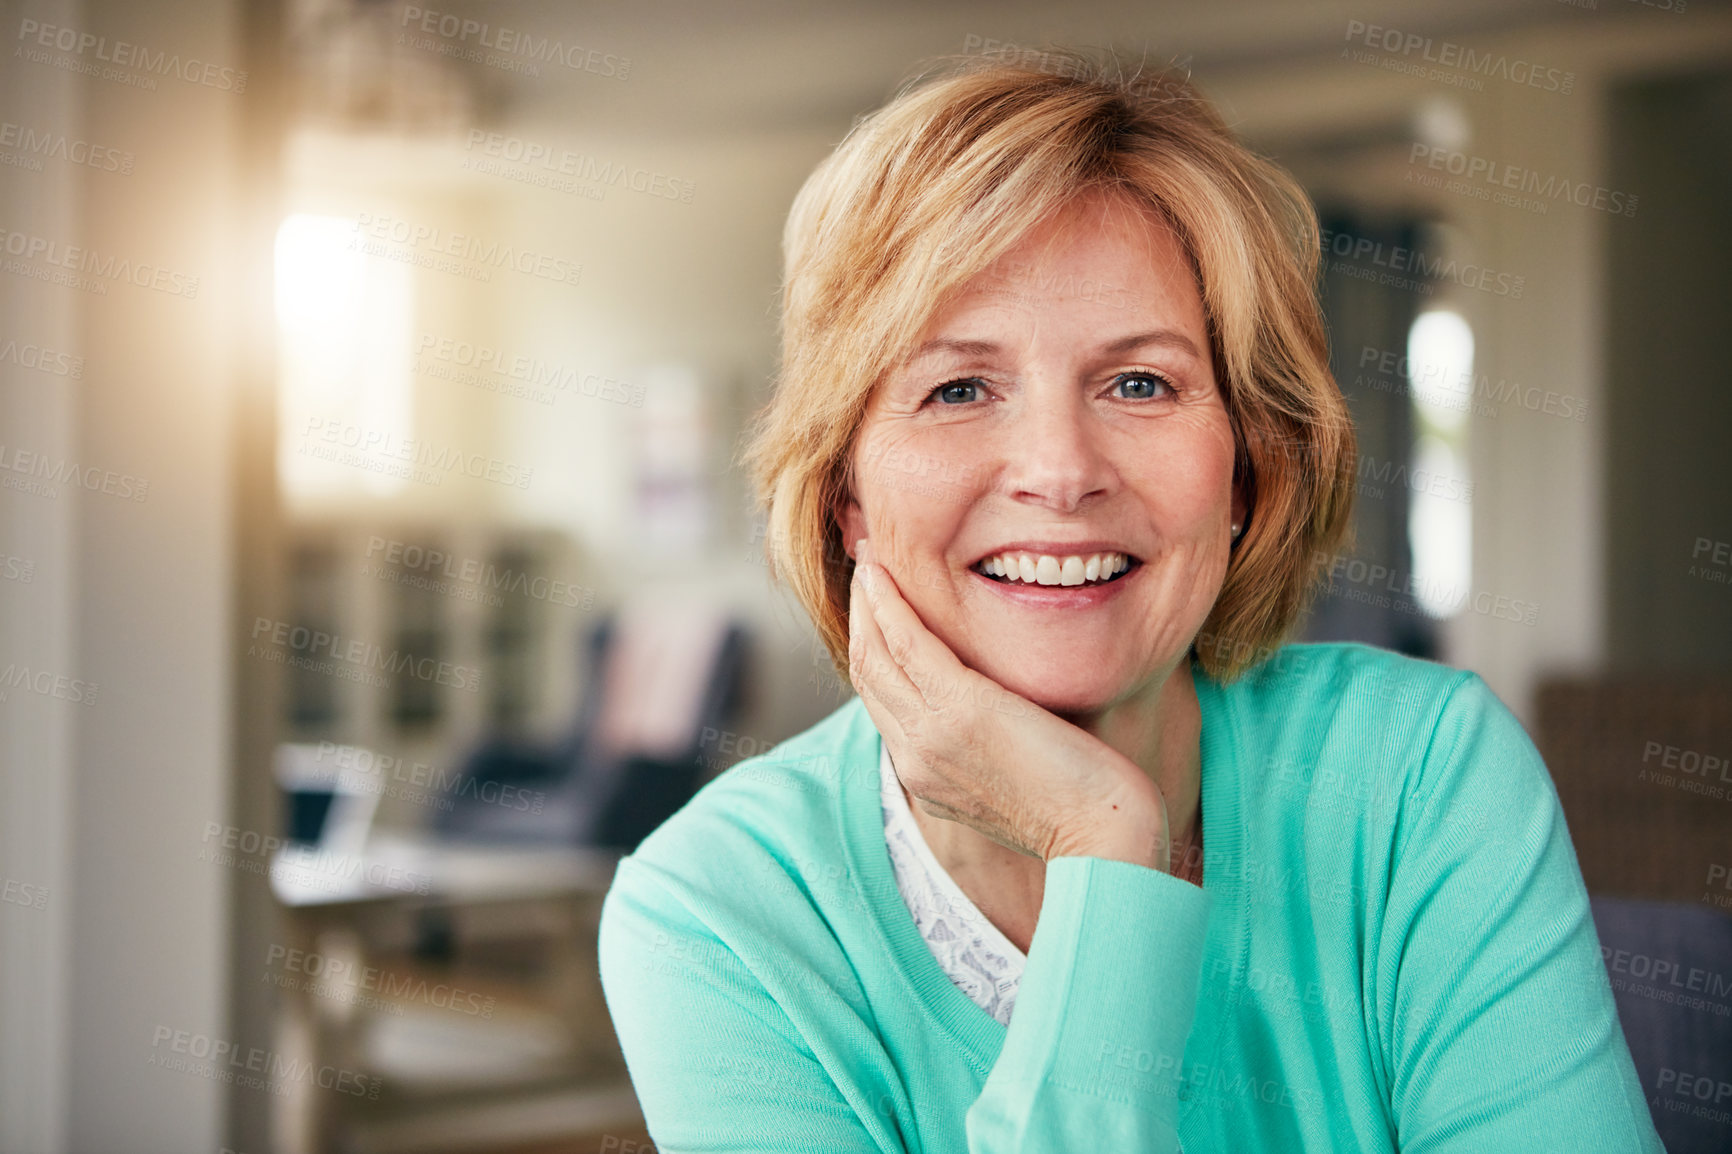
[
  {"xmin": 1226, "ymin": 640, "xmax": 1473, "ymax": 719},
  {"xmin": 1215, "ymin": 641, "xmax": 1478, "ymax": 758},
  {"xmin": 1213, "ymin": 642, "xmax": 1522, "ymax": 822}
]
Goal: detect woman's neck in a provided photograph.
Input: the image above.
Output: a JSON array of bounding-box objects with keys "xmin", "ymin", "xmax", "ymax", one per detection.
[{"xmin": 1053, "ymin": 658, "xmax": 1203, "ymax": 861}]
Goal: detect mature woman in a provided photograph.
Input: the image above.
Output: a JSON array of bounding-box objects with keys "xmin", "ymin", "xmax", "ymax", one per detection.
[{"xmin": 598, "ymin": 54, "xmax": 1661, "ymax": 1152}]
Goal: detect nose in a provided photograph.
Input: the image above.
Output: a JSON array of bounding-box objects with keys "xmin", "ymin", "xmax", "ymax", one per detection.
[{"xmin": 1001, "ymin": 384, "xmax": 1114, "ymax": 513}]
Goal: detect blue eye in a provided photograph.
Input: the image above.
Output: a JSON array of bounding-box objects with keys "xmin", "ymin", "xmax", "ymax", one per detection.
[
  {"xmin": 931, "ymin": 379, "xmax": 982, "ymax": 405},
  {"xmin": 1116, "ymin": 373, "xmax": 1173, "ymax": 400}
]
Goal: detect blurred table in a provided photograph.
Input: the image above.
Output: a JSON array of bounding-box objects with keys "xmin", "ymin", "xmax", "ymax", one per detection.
[{"xmin": 270, "ymin": 833, "xmax": 640, "ymax": 1154}]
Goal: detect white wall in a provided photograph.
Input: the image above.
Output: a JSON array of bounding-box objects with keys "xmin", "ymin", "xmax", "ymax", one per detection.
[
  {"xmin": 0, "ymin": 0, "xmax": 81, "ymax": 1143},
  {"xmin": 0, "ymin": 0, "xmax": 240, "ymax": 1149}
]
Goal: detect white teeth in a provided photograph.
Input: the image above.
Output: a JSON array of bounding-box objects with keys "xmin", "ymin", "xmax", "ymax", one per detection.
[{"xmin": 977, "ymin": 550, "xmax": 1132, "ymax": 586}]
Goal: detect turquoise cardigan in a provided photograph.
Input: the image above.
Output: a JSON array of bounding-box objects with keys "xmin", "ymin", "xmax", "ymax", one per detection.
[{"xmin": 597, "ymin": 643, "xmax": 1663, "ymax": 1151}]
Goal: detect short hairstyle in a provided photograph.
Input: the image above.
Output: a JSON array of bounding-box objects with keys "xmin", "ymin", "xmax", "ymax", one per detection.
[{"xmin": 741, "ymin": 50, "xmax": 1356, "ymax": 684}]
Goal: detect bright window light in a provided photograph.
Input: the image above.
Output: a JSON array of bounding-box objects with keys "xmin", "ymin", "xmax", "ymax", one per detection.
[
  {"xmin": 274, "ymin": 212, "xmax": 414, "ymax": 501},
  {"xmin": 1406, "ymin": 308, "xmax": 1474, "ymax": 435},
  {"xmin": 1405, "ymin": 308, "xmax": 1473, "ymax": 619}
]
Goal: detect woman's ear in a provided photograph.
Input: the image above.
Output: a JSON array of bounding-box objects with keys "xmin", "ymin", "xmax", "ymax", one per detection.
[{"xmin": 1230, "ymin": 483, "xmax": 1248, "ymax": 538}]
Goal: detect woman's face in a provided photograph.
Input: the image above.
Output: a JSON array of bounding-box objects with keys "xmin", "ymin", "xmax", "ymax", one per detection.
[{"xmin": 839, "ymin": 193, "xmax": 1241, "ymax": 715}]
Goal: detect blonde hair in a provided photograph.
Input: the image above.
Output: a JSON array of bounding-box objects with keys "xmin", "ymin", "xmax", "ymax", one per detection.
[{"xmin": 741, "ymin": 50, "xmax": 1355, "ymax": 683}]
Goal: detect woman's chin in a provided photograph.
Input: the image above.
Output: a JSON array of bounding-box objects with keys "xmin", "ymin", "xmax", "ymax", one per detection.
[{"xmin": 974, "ymin": 661, "xmax": 1132, "ymax": 717}]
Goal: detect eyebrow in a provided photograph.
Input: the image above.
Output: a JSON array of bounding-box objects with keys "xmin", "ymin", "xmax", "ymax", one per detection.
[{"xmin": 908, "ymin": 329, "xmax": 1203, "ymax": 363}]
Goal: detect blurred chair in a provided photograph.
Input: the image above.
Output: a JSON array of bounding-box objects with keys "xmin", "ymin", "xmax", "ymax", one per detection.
[
  {"xmin": 437, "ymin": 598, "xmax": 749, "ymax": 851},
  {"xmin": 1590, "ymin": 896, "xmax": 1732, "ymax": 1154},
  {"xmin": 1536, "ymin": 676, "xmax": 1732, "ymax": 902},
  {"xmin": 1538, "ymin": 676, "xmax": 1732, "ymax": 1151}
]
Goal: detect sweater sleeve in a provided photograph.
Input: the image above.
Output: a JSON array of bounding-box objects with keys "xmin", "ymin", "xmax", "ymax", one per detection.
[
  {"xmin": 1379, "ymin": 674, "xmax": 1664, "ymax": 1153},
  {"xmin": 598, "ymin": 851, "xmax": 1213, "ymax": 1153},
  {"xmin": 597, "ymin": 857, "xmax": 892, "ymax": 1153},
  {"xmin": 966, "ymin": 856, "xmax": 1213, "ymax": 1152}
]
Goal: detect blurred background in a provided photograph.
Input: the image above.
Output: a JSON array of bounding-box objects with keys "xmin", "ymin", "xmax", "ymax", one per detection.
[{"xmin": 2, "ymin": 0, "xmax": 1729, "ymax": 1151}]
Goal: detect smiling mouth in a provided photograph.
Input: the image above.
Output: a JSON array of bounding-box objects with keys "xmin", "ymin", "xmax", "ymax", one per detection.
[{"xmin": 969, "ymin": 551, "xmax": 1142, "ymax": 588}]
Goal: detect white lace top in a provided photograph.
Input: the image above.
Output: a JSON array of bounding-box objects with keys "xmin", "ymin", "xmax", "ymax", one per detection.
[{"xmin": 878, "ymin": 742, "xmax": 1026, "ymax": 1026}]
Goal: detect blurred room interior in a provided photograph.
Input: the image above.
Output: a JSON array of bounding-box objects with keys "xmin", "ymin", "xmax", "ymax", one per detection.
[{"xmin": 1, "ymin": 0, "xmax": 1729, "ymax": 1151}]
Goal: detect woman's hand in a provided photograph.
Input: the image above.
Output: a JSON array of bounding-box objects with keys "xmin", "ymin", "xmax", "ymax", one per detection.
[{"xmin": 848, "ymin": 539, "xmax": 1177, "ymax": 872}]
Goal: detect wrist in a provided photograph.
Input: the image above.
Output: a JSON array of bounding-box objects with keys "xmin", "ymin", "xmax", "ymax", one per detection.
[{"xmin": 1046, "ymin": 796, "xmax": 1171, "ymax": 872}]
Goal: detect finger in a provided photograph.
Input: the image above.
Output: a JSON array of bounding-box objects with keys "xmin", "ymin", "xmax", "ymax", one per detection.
[
  {"xmin": 856, "ymin": 548, "xmax": 973, "ymax": 712},
  {"xmin": 848, "ymin": 545, "xmax": 919, "ymax": 734},
  {"xmin": 852, "ymin": 546, "xmax": 927, "ymax": 713}
]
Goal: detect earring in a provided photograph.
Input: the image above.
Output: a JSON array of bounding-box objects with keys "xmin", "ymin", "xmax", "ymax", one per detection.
[{"xmin": 1230, "ymin": 522, "xmax": 1243, "ymax": 539}]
